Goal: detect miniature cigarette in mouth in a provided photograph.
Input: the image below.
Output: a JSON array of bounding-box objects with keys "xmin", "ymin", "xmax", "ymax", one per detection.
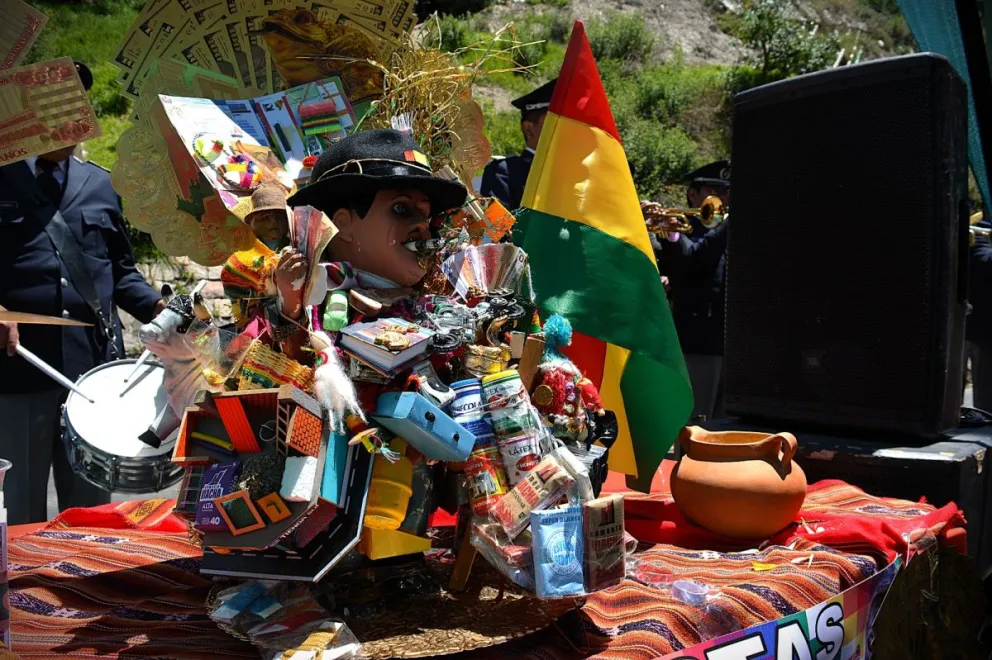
[{"xmin": 403, "ymin": 238, "xmax": 443, "ymax": 253}]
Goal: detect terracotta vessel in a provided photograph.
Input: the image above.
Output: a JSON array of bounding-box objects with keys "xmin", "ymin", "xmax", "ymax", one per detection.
[{"xmin": 671, "ymin": 426, "xmax": 807, "ymax": 539}]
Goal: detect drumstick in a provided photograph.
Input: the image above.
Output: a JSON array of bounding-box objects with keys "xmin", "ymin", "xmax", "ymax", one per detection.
[
  {"xmin": 15, "ymin": 344, "xmax": 95, "ymax": 403},
  {"xmin": 123, "ymin": 350, "xmax": 152, "ymax": 385}
]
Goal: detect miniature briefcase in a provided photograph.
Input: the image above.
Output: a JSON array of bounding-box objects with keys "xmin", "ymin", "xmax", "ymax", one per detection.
[{"xmin": 372, "ymin": 392, "xmax": 476, "ymax": 462}]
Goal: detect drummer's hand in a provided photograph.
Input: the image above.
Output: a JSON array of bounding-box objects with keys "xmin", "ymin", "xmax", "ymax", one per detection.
[
  {"xmin": 274, "ymin": 248, "xmax": 308, "ymax": 319},
  {"xmin": 0, "ymin": 322, "xmax": 18, "ymax": 357}
]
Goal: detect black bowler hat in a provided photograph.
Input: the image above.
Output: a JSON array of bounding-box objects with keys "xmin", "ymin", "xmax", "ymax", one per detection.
[
  {"xmin": 511, "ymin": 78, "xmax": 557, "ymax": 113},
  {"xmin": 287, "ymin": 129, "xmax": 467, "ymax": 215},
  {"xmin": 74, "ymin": 61, "xmax": 93, "ymax": 92},
  {"xmin": 682, "ymin": 159, "xmax": 730, "ymax": 187}
]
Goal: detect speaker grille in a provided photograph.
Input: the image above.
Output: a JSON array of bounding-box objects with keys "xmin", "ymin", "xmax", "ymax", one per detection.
[{"xmin": 726, "ymin": 55, "xmax": 967, "ymax": 434}]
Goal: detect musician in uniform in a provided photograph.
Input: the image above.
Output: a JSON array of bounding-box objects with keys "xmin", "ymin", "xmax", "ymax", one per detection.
[
  {"xmin": 655, "ymin": 160, "xmax": 731, "ymax": 421},
  {"xmin": 480, "ymin": 79, "xmax": 557, "ymax": 210},
  {"xmin": 0, "ymin": 62, "xmax": 165, "ymax": 524},
  {"xmin": 968, "ymin": 213, "xmax": 992, "ymax": 411}
]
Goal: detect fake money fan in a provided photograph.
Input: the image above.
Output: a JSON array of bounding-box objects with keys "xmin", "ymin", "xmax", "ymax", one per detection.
[{"xmin": 442, "ymin": 244, "xmax": 532, "ymax": 301}]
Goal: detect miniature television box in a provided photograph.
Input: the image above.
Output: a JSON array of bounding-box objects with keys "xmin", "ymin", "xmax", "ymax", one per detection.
[{"xmin": 172, "ymin": 385, "xmax": 373, "ymax": 581}]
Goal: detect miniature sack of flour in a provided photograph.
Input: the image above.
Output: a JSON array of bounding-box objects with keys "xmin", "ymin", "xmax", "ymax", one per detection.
[{"xmin": 531, "ymin": 505, "xmax": 585, "ymax": 598}]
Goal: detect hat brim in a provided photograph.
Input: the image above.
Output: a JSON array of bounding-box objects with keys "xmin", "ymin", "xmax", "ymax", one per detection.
[
  {"xmin": 685, "ymin": 177, "xmax": 730, "ymax": 187},
  {"xmin": 244, "ymin": 203, "xmax": 289, "ymax": 223},
  {"xmin": 287, "ymin": 173, "xmax": 467, "ymax": 217}
]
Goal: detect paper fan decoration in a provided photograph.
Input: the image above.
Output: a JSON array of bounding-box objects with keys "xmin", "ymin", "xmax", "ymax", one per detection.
[
  {"xmin": 441, "ymin": 244, "xmax": 532, "ymax": 301},
  {"xmin": 449, "ymin": 95, "xmax": 491, "ymax": 193}
]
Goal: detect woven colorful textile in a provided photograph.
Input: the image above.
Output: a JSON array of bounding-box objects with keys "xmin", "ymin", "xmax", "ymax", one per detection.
[
  {"xmin": 222, "ymin": 240, "xmax": 277, "ymax": 324},
  {"xmin": 8, "ymin": 525, "xmax": 255, "ymax": 659},
  {"xmin": 463, "ymin": 538, "xmax": 879, "ymax": 660},
  {"xmin": 6, "ymin": 480, "xmax": 957, "ymax": 660}
]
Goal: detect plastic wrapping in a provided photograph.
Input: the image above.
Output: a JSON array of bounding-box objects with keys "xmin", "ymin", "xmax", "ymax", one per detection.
[
  {"xmin": 210, "ymin": 583, "xmax": 364, "ymax": 659},
  {"xmin": 267, "ymin": 620, "xmax": 363, "ymax": 660}
]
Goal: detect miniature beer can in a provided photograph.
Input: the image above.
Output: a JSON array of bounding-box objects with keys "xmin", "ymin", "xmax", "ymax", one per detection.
[{"xmin": 465, "ymin": 446, "xmax": 508, "ymax": 516}]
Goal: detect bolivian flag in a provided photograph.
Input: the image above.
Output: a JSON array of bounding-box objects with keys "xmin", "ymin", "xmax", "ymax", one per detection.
[{"xmin": 512, "ymin": 22, "xmax": 694, "ymax": 491}]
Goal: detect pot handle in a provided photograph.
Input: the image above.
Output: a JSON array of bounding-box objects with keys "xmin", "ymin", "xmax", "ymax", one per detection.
[{"xmin": 773, "ymin": 432, "xmax": 798, "ymax": 470}]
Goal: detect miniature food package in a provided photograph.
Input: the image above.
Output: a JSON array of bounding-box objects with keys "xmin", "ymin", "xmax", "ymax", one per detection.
[
  {"xmin": 492, "ymin": 455, "xmax": 572, "ymax": 538},
  {"xmin": 531, "ymin": 505, "xmax": 585, "ymax": 598},
  {"xmin": 195, "ymin": 461, "xmax": 239, "ymax": 532},
  {"xmin": 583, "ymin": 494, "xmax": 626, "ymax": 591}
]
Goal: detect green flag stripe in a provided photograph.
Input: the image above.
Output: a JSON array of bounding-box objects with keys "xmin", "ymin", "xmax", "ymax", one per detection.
[
  {"xmin": 514, "ymin": 208, "xmax": 688, "ymax": 378},
  {"xmin": 621, "ymin": 351, "xmax": 693, "ymax": 491}
]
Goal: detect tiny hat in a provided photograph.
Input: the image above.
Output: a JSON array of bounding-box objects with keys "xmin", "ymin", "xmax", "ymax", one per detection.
[
  {"xmin": 245, "ymin": 185, "xmax": 288, "ymax": 224},
  {"xmin": 681, "ymin": 159, "xmax": 730, "ymax": 187},
  {"xmin": 510, "ymin": 78, "xmax": 558, "ymax": 113},
  {"xmin": 74, "ymin": 61, "xmax": 93, "ymax": 92},
  {"xmin": 287, "ymin": 129, "xmax": 467, "ymax": 216}
]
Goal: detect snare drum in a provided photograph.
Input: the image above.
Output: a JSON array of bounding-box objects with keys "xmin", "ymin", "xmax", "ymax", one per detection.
[{"xmin": 63, "ymin": 359, "xmax": 184, "ymax": 494}]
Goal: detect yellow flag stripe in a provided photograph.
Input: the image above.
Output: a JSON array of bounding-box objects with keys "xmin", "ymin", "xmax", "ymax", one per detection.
[
  {"xmin": 600, "ymin": 343, "xmax": 637, "ymax": 476},
  {"xmin": 522, "ymin": 112, "xmax": 655, "ymax": 265}
]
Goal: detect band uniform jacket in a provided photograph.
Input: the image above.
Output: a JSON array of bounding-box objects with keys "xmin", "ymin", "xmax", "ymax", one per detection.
[
  {"xmin": 968, "ymin": 217, "xmax": 992, "ymax": 343},
  {"xmin": 0, "ymin": 157, "xmax": 161, "ymax": 394},
  {"xmin": 655, "ymin": 218, "xmax": 729, "ymax": 357},
  {"xmin": 480, "ymin": 149, "xmax": 534, "ymax": 211}
]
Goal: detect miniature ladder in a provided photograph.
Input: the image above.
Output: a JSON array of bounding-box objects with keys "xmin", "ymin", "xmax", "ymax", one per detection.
[{"xmin": 276, "ymin": 398, "xmax": 293, "ymax": 456}]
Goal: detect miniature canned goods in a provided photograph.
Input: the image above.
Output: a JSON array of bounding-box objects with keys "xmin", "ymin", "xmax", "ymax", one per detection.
[
  {"xmin": 481, "ymin": 370, "xmax": 527, "ymax": 412},
  {"xmin": 497, "ymin": 430, "xmax": 543, "ymax": 485},
  {"xmin": 490, "ymin": 404, "xmax": 540, "ymax": 438},
  {"xmin": 465, "ymin": 446, "xmax": 509, "ymax": 515},
  {"xmin": 450, "ymin": 378, "xmax": 494, "ymax": 439}
]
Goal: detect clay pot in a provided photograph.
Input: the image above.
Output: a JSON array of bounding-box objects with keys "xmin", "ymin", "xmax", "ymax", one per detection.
[{"xmin": 671, "ymin": 426, "xmax": 807, "ymax": 539}]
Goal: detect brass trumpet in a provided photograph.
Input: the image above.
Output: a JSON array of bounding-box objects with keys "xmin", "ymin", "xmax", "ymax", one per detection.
[{"xmin": 642, "ymin": 196, "xmax": 727, "ymax": 239}]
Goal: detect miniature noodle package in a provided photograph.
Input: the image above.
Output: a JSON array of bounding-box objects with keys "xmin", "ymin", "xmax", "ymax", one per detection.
[{"xmin": 491, "ymin": 455, "xmax": 573, "ymax": 539}]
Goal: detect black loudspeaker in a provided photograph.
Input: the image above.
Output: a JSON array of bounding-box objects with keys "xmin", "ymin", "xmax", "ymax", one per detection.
[{"xmin": 726, "ymin": 53, "xmax": 970, "ymax": 438}]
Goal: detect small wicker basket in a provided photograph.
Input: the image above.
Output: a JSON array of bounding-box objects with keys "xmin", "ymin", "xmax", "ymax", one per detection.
[{"xmin": 238, "ymin": 339, "xmax": 315, "ymax": 393}]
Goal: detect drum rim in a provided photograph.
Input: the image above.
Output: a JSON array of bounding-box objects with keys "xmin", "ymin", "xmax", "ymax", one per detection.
[{"xmin": 64, "ymin": 358, "xmax": 174, "ymax": 462}]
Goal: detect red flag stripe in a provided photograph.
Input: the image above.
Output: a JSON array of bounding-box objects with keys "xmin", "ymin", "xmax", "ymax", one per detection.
[
  {"xmin": 561, "ymin": 330, "xmax": 607, "ymax": 390},
  {"xmin": 547, "ymin": 22, "xmax": 621, "ymax": 142}
]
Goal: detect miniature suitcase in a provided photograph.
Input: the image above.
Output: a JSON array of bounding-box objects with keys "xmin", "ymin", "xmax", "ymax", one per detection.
[{"xmin": 372, "ymin": 392, "xmax": 477, "ymax": 462}]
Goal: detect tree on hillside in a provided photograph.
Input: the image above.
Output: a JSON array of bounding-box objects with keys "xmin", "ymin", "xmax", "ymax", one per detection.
[{"xmin": 737, "ymin": 0, "xmax": 840, "ymax": 77}]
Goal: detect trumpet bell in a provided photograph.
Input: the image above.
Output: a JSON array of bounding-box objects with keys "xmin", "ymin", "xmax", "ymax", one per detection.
[{"xmin": 699, "ymin": 196, "xmax": 726, "ymax": 229}]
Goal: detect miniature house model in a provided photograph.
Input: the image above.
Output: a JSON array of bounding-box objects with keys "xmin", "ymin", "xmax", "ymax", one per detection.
[{"xmin": 172, "ymin": 385, "xmax": 372, "ymax": 581}]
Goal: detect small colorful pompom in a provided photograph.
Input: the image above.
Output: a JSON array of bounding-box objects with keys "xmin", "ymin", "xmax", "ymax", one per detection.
[{"xmin": 542, "ymin": 314, "xmax": 573, "ymax": 361}]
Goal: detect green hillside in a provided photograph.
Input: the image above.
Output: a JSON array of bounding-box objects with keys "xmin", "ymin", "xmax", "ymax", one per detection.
[{"xmin": 24, "ymin": 0, "xmax": 910, "ymax": 208}]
